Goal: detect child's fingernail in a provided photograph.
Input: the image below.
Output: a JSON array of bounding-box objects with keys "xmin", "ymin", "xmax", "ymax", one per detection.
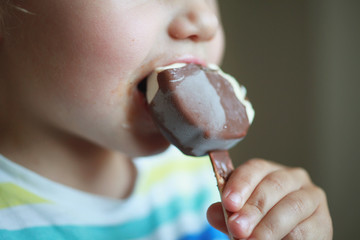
[
  {"xmin": 225, "ymin": 191, "xmax": 242, "ymax": 208},
  {"xmin": 229, "ymin": 213, "xmax": 250, "ymax": 234}
]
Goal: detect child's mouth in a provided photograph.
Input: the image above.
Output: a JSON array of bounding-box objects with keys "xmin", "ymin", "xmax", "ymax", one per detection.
[{"xmin": 137, "ymin": 76, "xmax": 148, "ymax": 99}]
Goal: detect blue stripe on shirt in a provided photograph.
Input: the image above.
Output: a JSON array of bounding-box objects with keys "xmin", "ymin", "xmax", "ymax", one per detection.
[
  {"xmin": 178, "ymin": 225, "xmax": 229, "ymax": 240},
  {"xmin": 0, "ymin": 188, "xmax": 225, "ymax": 240}
]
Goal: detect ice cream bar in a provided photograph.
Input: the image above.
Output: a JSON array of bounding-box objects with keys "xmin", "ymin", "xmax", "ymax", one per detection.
[
  {"xmin": 147, "ymin": 63, "xmax": 254, "ymax": 240},
  {"xmin": 147, "ymin": 63, "xmax": 254, "ymax": 156}
]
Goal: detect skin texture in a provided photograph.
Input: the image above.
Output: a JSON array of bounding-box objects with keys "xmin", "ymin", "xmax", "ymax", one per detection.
[{"xmin": 0, "ymin": 0, "xmax": 332, "ymax": 238}]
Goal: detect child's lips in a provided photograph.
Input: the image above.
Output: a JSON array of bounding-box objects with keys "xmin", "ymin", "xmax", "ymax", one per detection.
[{"xmin": 168, "ymin": 56, "xmax": 207, "ymax": 66}]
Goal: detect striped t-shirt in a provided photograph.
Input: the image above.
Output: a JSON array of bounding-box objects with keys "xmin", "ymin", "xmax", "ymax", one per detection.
[{"xmin": 0, "ymin": 146, "xmax": 228, "ymax": 240}]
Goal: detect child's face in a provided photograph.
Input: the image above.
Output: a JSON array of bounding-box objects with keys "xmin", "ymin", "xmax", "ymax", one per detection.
[{"xmin": 2, "ymin": 0, "xmax": 224, "ymax": 156}]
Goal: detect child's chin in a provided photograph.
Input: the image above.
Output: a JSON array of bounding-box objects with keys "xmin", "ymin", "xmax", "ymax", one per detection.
[{"xmin": 131, "ymin": 134, "xmax": 170, "ymax": 157}]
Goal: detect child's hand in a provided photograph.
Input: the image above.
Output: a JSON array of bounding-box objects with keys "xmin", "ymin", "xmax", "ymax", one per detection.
[{"xmin": 207, "ymin": 159, "xmax": 333, "ymax": 239}]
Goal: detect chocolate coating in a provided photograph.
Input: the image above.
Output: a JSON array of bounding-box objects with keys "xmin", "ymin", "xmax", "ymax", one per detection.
[
  {"xmin": 149, "ymin": 63, "xmax": 250, "ymax": 156},
  {"xmin": 209, "ymin": 150, "xmax": 234, "ymax": 189}
]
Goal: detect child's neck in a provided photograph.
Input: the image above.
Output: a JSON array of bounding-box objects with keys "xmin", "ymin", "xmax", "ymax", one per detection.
[{"xmin": 0, "ymin": 119, "xmax": 137, "ymax": 199}]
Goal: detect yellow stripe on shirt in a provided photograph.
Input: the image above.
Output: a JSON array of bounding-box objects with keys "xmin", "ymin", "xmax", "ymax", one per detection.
[
  {"xmin": 0, "ymin": 182, "xmax": 52, "ymax": 209},
  {"xmin": 137, "ymin": 155, "xmax": 212, "ymax": 194}
]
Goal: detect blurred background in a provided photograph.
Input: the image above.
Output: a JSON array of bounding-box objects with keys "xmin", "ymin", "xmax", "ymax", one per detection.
[{"xmin": 219, "ymin": 1, "xmax": 359, "ymax": 239}]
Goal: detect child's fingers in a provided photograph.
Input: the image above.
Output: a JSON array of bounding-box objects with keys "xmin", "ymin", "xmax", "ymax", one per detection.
[
  {"xmin": 283, "ymin": 200, "xmax": 333, "ymax": 240},
  {"xmin": 248, "ymin": 185, "xmax": 325, "ymax": 239},
  {"xmin": 206, "ymin": 202, "xmax": 228, "ymax": 234},
  {"xmin": 222, "ymin": 158, "xmax": 282, "ymax": 212},
  {"xmin": 226, "ymin": 167, "xmax": 311, "ymax": 238}
]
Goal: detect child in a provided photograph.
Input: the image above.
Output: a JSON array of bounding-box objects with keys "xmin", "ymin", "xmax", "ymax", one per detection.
[{"xmin": 0, "ymin": 1, "xmax": 332, "ymax": 239}]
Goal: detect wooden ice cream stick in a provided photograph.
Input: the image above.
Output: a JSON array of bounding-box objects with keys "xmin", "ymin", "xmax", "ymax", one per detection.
[{"xmin": 209, "ymin": 150, "xmax": 238, "ymax": 240}]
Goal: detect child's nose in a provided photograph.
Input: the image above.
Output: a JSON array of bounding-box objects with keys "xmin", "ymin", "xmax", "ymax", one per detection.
[{"xmin": 168, "ymin": 1, "xmax": 220, "ymax": 42}]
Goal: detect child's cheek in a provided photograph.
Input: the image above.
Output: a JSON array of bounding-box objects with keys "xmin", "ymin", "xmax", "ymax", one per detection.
[
  {"xmin": 51, "ymin": 6, "xmax": 163, "ymax": 107},
  {"xmin": 63, "ymin": 6, "xmax": 162, "ymax": 96}
]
